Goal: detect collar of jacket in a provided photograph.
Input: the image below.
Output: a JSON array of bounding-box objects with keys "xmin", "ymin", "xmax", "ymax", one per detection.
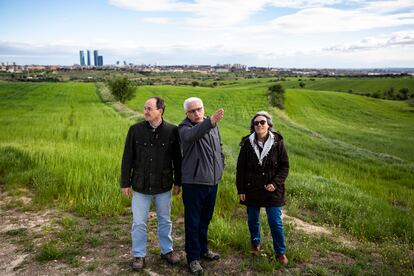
[
  {"xmin": 182, "ymin": 116, "xmax": 208, "ymax": 126},
  {"xmin": 145, "ymin": 119, "xmax": 164, "ymax": 131}
]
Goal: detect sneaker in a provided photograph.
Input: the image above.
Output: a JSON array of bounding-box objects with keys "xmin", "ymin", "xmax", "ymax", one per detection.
[
  {"xmin": 202, "ymin": 250, "xmax": 220, "ymax": 261},
  {"xmin": 276, "ymin": 253, "xmax": 288, "ymax": 266},
  {"xmin": 161, "ymin": 250, "xmax": 180, "ymax": 265},
  {"xmin": 132, "ymin": 257, "xmax": 145, "ymax": 270},
  {"xmin": 189, "ymin": 260, "xmax": 204, "ymax": 275},
  {"xmin": 251, "ymin": 244, "xmax": 261, "ymax": 255}
]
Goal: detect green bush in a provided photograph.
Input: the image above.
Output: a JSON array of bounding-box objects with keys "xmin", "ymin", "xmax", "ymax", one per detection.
[
  {"xmin": 107, "ymin": 76, "xmax": 137, "ymax": 103},
  {"xmin": 267, "ymin": 84, "xmax": 285, "ymax": 109}
]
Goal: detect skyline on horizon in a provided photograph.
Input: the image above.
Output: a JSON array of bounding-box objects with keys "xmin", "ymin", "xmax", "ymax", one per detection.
[{"xmin": 1, "ymin": 0, "xmax": 413, "ymax": 68}]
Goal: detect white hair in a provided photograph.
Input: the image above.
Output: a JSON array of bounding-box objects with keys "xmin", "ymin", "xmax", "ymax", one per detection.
[{"xmin": 183, "ymin": 97, "xmax": 203, "ymax": 112}]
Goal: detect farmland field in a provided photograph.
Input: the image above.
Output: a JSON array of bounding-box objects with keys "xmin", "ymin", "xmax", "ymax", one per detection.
[{"xmin": 1, "ymin": 79, "xmax": 413, "ymax": 274}]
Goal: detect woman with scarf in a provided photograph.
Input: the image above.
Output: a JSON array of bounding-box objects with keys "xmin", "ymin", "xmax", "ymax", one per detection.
[{"xmin": 236, "ymin": 111, "xmax": 289, "ymax": 266}]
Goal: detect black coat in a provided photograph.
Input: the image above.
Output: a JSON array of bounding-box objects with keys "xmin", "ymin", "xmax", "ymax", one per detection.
[
  {"xmin": 236, "ymin": 132, "xmax": 289, "ymax": 207},
  {"xmin": 120, "ymin": 120, "xmax": 182, "ymax": 195}
]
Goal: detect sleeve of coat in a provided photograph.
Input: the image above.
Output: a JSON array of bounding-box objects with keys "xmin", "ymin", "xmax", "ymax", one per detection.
[
  {"xmin": 272, "ymin": 139, "xmax": 289, "ymax": 187},
  {"xmin": 172, "ymin": 127, "xmax": 182, "ymax": 186},
  {"xmin": 179, "ymin": 118, "xmax": 214, "ymax": 143},
  {"xmin": 120, "ymin": 126, "xmax": 135, "ymax": 188},
  {"xmin": 236, "ymin": 141, "xmax": 247, "ymax": 194}
]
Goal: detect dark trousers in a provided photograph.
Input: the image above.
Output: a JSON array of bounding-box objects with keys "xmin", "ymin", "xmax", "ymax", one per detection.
[{"xmin": 182, "ymin": 184, "xmax": 218, "ymax": 263}]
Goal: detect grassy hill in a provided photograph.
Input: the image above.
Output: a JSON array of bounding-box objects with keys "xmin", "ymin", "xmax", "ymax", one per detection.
[
  {"xmin": 279, "ymin": 77, "xmax": 414, "ymax": 99},
  {"xmin": 1, "ymin": 80, "xmax": 413, "ymax": 274}
]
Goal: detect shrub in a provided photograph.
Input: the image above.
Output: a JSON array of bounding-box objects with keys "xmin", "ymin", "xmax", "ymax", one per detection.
[
  {"xmin": 267, "ymin": 84, "xmax": 285, "ymax": 109},
  {"xmin": 107, "ymin": 76, "xmax": 137, "ymax": 103}
]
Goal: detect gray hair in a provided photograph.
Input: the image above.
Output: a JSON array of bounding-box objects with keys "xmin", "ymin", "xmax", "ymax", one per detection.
[
  {"xmin": 250, "ymin": 111, "xmax": 274, "ymax": 133},
  {"xmin": 183, "ymin": 97, "xmax": 203, "ymax": 112}
]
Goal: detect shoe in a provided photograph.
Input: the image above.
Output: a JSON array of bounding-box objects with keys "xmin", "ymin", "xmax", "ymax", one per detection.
[
  {"xmin": 161, "ymin": 250, "xmax": 180, "ymax": 264},
  {"xmin": 132, "ymin": 257, "xmax": 145, "ymax": 270},
  {"xmin": 202, "ymin": 250, "xmax": 220, "ymax": 261},
  {"xmin": 251, "ymin": 244, "xmax": 261, "ymax": 255},
  {"xmin": 276, "ymin": 253, "xmax": 288, "ymax": 266},
  {"xmin": 189, "ymin": 260, "xmax": 204, "ymax": 275}
]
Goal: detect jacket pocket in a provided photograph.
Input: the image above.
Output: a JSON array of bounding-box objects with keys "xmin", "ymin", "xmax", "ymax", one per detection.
[
  {"xmin": 162, "ymin": 169, "xmax": 173, "ymax": 189},
  {"xmin": 132, "ymin": 172, "xmax": 145, "ymax": 190},
  {"xmin": 193, "ymin": 159, "xmax": 200, "ymax": 179}
]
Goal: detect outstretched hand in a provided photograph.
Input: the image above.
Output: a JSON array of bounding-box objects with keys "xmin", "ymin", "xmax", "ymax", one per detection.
[{"xmin": 211, "ymin": 108, "xmax": 224, "ymax": 126}]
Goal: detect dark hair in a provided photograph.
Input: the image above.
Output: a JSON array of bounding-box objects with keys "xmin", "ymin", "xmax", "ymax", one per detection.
[
  {"xmin": 249, "ymin": 111, "xmax": 274, "ymax": 133},
  {"xmin": 149, "ymin": 96, "xmax": 165, "ymax": 115}
]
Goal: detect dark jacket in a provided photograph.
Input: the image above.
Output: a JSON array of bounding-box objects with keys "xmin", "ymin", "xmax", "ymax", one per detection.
[
  {"xmin": 236, "ymin": 131, "xmax": 289, "ymax": 207},
  {"xmin": 178, "ymin": 117, "xmax": 224, "ymax": 185},
  {"xmin": 120, "ymin": 120, "xmax": 182, "ymax": 195}
]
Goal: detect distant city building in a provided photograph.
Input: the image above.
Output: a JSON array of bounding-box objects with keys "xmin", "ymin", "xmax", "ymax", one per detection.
[
  {"xmin": 79, "ymin": 50, "xmax": 85, "ymax": 66},
  {"xmin": 87, "ymin": 50, "xmax": 91, "ymax": 66},
  {"xmin": 93, "ymin": 50, "xmax": 98, "ymax": 66},
  {"xmin": 97, "ymin": 55, "xmax": 103, "ymax": 67}
]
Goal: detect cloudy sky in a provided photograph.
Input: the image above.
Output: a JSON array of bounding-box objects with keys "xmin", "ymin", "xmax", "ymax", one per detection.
[{"xmin": 1, "ymin": 0, "xmax": 413, "ymax": 67}]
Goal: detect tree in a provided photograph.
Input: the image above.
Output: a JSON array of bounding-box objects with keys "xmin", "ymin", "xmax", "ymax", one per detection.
[
  {"xmin": 299, "ymin": 81, "xmax": 306, "ymax": 88},
  {"xmin": 384, "ymin": 87, "xmax": 395, "ymax": 100},
  {"xmin": 399, "ymin": 88, "xmax": 409, "ymax": 100},
  {"xmin": 107, "ymin": 76, "xmax": 137, "ymax": 103},
  {"xmin": 267, "ymin": 84, "xmax": 285, "ymax": 109}
]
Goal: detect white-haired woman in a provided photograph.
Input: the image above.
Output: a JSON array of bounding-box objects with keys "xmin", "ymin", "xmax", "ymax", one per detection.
[{"xmin": 236, "ymin": 111, "xmax": 289, "ymax": 266}]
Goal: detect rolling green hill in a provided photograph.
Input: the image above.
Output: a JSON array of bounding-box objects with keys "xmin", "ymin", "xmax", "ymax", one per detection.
[
  {"xmin": 1, "ymin": 81, "xmax": 413, "ymax": 274},
  {"xmin": 279, "ymin": 77, "xmax": 414, "ymax": 99}
]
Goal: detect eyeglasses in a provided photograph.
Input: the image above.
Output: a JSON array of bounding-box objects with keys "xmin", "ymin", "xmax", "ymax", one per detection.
[
  {"xmin": 187, "ymin": 107, "xmax": 203, "ymax": 114},
  {"xmin": 253, "ymin": 120, "xmax": 267, "ymax": 126},
  {"xmin": 144, "ymin": 106, "xmax": 158, "ymax": 112}
]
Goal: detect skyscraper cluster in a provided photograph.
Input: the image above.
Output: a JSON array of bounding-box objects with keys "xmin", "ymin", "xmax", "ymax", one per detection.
[{"xmin": 79, "ymin": 50, "xmax": 103, "ymax": 67}]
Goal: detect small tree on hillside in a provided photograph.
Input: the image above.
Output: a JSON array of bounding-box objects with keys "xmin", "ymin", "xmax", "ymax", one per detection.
[
  {"xmin": 107, "ymin": 76, "xmax": 137, "ymax": 103},
  {"xmin": 267, "ymin": 84, "xmax": 285, "ymax": 109}
]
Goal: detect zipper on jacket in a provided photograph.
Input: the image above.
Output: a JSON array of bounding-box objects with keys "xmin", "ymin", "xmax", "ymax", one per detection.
[
  {"xmin": 209, "ymin": 130, "xmax": 217, "ymax": 184},
  {"xmin": 193, "ymin": 159, "xmax": 200, "ymax": 179}
]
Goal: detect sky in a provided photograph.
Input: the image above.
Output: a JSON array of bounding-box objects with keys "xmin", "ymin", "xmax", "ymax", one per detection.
[{"xmin": 0, "ymin": 0, "xmax": 413, "ymax": 68}]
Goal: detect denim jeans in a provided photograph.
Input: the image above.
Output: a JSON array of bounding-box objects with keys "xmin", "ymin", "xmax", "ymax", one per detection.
[
  {"xmin": 247, "ymin": 206, "xmax": 286, "ymax": 254},
  {"xmin": 182, "ymin": 184, "xmax": 218, "ymax": 263},
  {"xmin": 131, "ymin": 190, "xmax": 173, "ymax": 257}
]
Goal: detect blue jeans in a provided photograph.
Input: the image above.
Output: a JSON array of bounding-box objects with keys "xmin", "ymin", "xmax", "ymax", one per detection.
[
  {"xmin": 131, "ymin": 190, "xmax": 173, "ymax": 257},
  {"xmin": 182, "ymin": 184, "xmax": 218, "ymax": 263},
  {"xmin": 247, "ymin": 206, "xmax": 286, "ymax": 254}
]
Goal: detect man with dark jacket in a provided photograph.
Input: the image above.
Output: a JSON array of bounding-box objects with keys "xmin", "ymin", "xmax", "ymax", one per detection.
[
  {"xmin": 178, "ymin": 97, "xmax": 224, "ymax": 275},
  {"xmin": 120, "ymin": 96, "xmax": 182, "ymax": 271}
]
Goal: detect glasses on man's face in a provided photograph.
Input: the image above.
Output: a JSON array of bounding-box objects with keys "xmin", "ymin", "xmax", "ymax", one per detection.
[
  {"xmin": 187, "ymin": 107, "xmax": 203, "ymax": 114},
  {"xmin": 144, "ymin": 106, "xmax": 158, "ymax": 112},
  {"xmin": 253, "ymin": 120, "xmax": 267, "ymax": 126}
]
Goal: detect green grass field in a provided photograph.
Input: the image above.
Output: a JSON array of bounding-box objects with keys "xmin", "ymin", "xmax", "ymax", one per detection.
[
  {"xmin": 0, "ymin": 82, "xmax": 131, "ymax": 216},
  {"xmin": 1, "ymin": 79, "xmax": 413, "ymax": 274},
  {"xmin": 278, "ymin": 76, "xmax": 414, "ymax": 99}
]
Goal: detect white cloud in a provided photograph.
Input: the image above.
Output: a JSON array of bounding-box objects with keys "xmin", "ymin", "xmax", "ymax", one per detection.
[
  {"xmin": 142, "ymin": 17, "xmax": 171, "ymax": 24},
  {"xmin": 246, "ymin": 8, "xmax": 414, "ymax": 33},
  {"xmin": 109, "ymin": 0, "xmax": 192, "ymax": 12},
  {"xmin": 109, "ymin": 0, "xmax": 414, "ymax": 32},
  {"xmin": 325, "ymin": 31, "xmax": 414, "ymax": 52}
]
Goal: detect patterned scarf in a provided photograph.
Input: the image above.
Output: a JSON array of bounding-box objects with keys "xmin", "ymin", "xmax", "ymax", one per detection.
[{"xmin": 249, "ymin": 131, "xmax": 275, "ymax": 165}]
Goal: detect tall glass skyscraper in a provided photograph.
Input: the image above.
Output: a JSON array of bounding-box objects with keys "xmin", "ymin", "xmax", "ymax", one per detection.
[
  {"xmin": 93, "ymin": 50, "xmax": 98, "ymax": 66},
  {"xmin": 87, "ymin": 50, "xmax": 91, "ymax": 66},
  {"xmin": 79, "ymin": 50, "xmax": 85, "ymax": 66},
  {"xmin": 97, "ymin": 55, "xmax": 103, "ymax": 67}
]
